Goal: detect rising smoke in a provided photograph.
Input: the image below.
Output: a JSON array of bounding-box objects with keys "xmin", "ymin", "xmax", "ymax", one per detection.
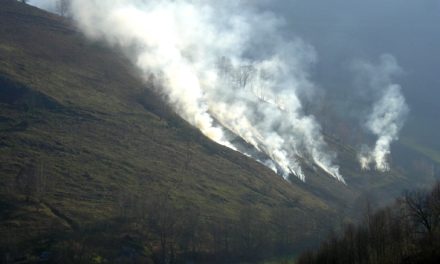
[
  {"xmin": 354, "ymin": 55, "xmax": 409, "ymax": 171},
  {"xmin": 29, "ymin": 0, "xmax": 410, "ymax": 182},
  {"xmin": 63, "ymin": 0, "xmax": 344, "ymax": 182},
  {"xmin": 27, "ymin": 0, "xmax": 411, "ymax": 182}
]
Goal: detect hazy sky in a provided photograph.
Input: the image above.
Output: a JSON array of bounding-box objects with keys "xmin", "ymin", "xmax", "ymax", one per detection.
[
  {"xmin": 31, "ymin": 0, "xmax": 440, "ymax": 107},
  {"xmin": 29, "ymin": 0, "xmax": 440, "ymax": 126},
  {"xmin": 29, "ymin": 0, "xmax": 56, "ymax": 11},
  {"xmin": 265, "ymin": 0, "xmax": 440, "ymax": 118}
]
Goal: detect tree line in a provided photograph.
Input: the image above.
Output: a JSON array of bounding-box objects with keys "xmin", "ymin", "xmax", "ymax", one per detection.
[
  {"xmin": 297, "ymin": 182, "xmax": 440, "ymax": 264},
  {"xmin": 4, "ymin": 161, "xmax": 317, "ymax": 263},
  {"xmin": 107, "ymin": 190, "xmax": 311, "ymax": 264},
  {"xmin": 29, "ymin": 194, "xmax": 313, "ymax": 263}
]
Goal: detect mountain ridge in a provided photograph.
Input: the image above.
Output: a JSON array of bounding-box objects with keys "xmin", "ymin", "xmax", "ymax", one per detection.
[{"xmin": 1, "ymin": 1, "xmax": 438, "ymax": 262}]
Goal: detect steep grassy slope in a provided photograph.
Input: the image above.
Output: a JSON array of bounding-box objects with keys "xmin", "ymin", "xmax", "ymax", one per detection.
[
  {"xmin": 0, "ymin": 1, "xmax": 437, "ymax": 262},
  {"xmin": 0, "ymin": 0, "xmax": 342, "ymax": 259}
]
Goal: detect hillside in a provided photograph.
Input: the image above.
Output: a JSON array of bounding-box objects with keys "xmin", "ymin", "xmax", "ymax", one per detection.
[
  {"xmin": 0, "ymin": 1, "xmax": 438, "ymax": 263},
  {"xmin": 0, "ymin": 1, "xmax": 339, "ymax": 261}
]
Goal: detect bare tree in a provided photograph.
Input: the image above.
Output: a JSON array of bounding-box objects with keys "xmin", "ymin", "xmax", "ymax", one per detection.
[
  {"xmin": 297, "ymin": 182, "xmax": 440, "ymax": 264},
  {"xmin": 147, "ymin": 193, "xmax": 181, "ymax": 264},
  {"xmin": 56, "ymin": 0, "xmax": 70, "ymax": 17},
  {"xmin": 178, "ymin": 206, "xmax": 201, "ymax": 259},
  {"xmin": 217, "ymin": 56, "xmax": 255, "ymax": 90},
  {"xmin": 236, "ymin": 65, "xmax": 255, "ymax": 89},
  {"xmin": 404, "ymin": 190, "xmax": 436, "ymax": 242}
]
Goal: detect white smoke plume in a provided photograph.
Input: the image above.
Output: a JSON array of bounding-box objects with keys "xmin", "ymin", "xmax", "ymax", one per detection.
[
  {"xmin": 32, "ymin": 0, "xmax": 344, "ymax": 182},
  {"xmin": 355, "ymin": 55, "xmax": 409, "ymax": 172}
]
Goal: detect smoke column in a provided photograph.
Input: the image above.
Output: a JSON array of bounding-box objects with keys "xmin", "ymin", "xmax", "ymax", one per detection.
[
  {"xmin": 39, "ymin": 0, "xmax": 344, "ymax": 182},
  {"xmin": 355, "ymin": 55, "xmax": 409, "ymax": 171}
]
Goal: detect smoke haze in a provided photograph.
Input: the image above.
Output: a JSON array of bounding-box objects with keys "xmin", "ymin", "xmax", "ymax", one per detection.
[
  {"xmin": 29, "ymin": 0, "xmax": 435, "ymax": 183},
  {"xmin": 354, "ymin": 54, "xmax": 409, "ymax": 172},
  {"xmin": 61, "ymin": 0, "xmax": 343, "ymax": 182},
  {"xmin": 355, "ymin": 55, "xmax": 409, "ymax": 171}
]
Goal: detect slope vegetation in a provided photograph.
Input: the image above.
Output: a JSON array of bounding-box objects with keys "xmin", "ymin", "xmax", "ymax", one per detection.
[
  {"xmin": 0, "ymin": 1, "xmax": 435, "ymax": 262},
  {"xmin": 0, "ymin": 1, "xmax": 338, "ymax": 261}
]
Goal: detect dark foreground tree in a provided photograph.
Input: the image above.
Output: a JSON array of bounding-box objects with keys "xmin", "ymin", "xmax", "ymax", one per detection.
[{"xmin": 297, "ymin": 181, "xmax": 440, "ymax": 264}]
